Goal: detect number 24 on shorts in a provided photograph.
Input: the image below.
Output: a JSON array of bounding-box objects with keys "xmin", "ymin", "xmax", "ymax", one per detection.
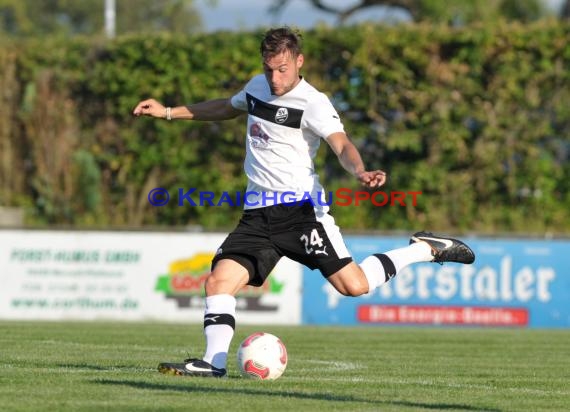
[{"xmin": 300, "ymin": 229, "xmax": 328, "ymax": 256}]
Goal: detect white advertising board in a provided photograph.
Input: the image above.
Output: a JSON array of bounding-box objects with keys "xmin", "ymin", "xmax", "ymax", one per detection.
[{"xmin": 0, "ymin": 230, "xmax": 302, "ymax": 324}]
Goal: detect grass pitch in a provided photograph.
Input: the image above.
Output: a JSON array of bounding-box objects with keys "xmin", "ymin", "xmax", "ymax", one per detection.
[{"xmin": 0, "ymin": 321, "xmax": 568, "ymax": 411}]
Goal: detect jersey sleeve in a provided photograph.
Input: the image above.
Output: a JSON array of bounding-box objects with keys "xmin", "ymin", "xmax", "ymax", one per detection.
[
  {"xmin": 230, "ymin": 88, "xmax": 248, "ymax": 111},
  {"xmin": 304, "ymin": 92, "xmax": 345, "ymax": 139},
  {"xmin": 231, "ymin": 77, "xmax": 258, "ymax": 111}
]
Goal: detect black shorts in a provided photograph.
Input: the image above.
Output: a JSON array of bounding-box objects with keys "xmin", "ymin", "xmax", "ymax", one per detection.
[{"xmin": 212, "ymin": 201, "xmax": 353, "ymax": 286}]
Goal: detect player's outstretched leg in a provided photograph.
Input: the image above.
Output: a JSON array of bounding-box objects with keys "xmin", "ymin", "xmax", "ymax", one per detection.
[
  {"xmin": 158, "ymin": 358, "xmax": 227, "ymax": 378},
  {"xmin": 410, "ymin": 231, "xmax": 475, "ymax": 264}
]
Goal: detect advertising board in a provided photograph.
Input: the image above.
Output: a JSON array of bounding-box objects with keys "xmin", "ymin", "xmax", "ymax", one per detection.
[
  {"xmin": 0, "ymin": 230, "xmax": 302, "ymax": 324},
  {"xmin": 303, "ymin": 236, "xmax": 570, "ymax": 328}
]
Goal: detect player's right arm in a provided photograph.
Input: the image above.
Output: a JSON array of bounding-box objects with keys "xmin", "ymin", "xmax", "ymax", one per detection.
[{"xmin": 132, "ymin": 98, "xmax": 243, "ymax": 121}]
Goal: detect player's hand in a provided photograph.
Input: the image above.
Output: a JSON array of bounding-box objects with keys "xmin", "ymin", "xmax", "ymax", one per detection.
[
  {"xmin": 133, "ymin": 98, "xmax": 166, "ymax": 118},
  {"xmin": 357, "ymin": 170, "xmax": 387, "ymax": 189}
]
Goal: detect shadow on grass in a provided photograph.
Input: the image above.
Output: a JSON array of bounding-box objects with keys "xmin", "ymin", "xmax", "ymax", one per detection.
[
  {"xmin": 94, "ymin": 378, "xmax": 500, "ymax": 411},
  {"xmin": 58, "ymin": 363, "xmax": 147, "ymax": 372}
]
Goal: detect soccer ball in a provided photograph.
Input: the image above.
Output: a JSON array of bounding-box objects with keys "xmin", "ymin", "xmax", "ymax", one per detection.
[{"xmin": 237, "ymin": 332, "xmax": 288, "ymax": 380}]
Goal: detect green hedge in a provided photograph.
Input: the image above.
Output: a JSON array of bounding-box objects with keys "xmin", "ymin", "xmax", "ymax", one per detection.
[{"xmin": 0, "ymin": 21, "xmax": 568, "ymax": 234}]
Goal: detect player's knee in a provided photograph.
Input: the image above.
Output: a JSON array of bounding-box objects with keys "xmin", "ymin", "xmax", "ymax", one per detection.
[
  {"xmin": 204, "ymin": 266, "xmax": 249, "ymax": 296},
  {"xmin": 204, "ymin": 274, "xmax": 221, "ymax": 295},
  {"xmin": 341, "ymin": 280, "xmax": 369, "ymax": 297},
  {"xmin": 328, "ymin": 267, "xmax": 369, "ymax": 297}
]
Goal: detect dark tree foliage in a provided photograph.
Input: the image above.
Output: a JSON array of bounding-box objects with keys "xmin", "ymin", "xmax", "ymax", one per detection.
[{"xmin": 0, "ymin": 22, "xmax": 568, "ymax": 234}]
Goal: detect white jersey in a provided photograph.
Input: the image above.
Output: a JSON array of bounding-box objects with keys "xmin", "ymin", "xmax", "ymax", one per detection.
[{"xmin": 231, "ymin": 74, "xmax": 345, "ymax": 210}]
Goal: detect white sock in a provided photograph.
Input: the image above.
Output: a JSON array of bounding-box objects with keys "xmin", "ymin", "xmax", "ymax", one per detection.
[
  {"xmin": 360, "ymin": 242, "xmax": 433, "ymax": 292},
  {"xmin": 202, "ymin": 294, "xmax": 236, "ymax": 370},
  {"xmin": 384, "ymin": 241, "xmax": 433, "ymax": 271}
]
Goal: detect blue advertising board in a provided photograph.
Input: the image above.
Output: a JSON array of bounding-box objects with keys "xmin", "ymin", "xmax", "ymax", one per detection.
[{"xmin": 302, "ymin": 236, "xmax": 570, "ymax": 328}]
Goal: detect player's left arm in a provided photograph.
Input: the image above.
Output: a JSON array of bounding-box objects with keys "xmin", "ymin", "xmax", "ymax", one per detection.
[{"xmin": 326, "ymin": 132, "xmax": 387, "ymax": 189}]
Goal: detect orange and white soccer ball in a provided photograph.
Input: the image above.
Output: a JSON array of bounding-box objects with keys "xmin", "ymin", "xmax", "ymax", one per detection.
[{"xmin": 237, "ymin": 332, "xmax": 288, "ymax": 380}]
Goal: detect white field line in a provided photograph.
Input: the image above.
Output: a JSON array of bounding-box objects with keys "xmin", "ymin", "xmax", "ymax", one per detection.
[{"xmin": 298, "ymin": 359, "xmax": 364, "ymax": 371}]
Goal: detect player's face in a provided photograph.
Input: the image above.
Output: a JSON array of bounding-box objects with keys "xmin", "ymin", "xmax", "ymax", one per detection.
[{"xmin": 263, "ymin": 51, "xmax": 303, "ymax": 96}]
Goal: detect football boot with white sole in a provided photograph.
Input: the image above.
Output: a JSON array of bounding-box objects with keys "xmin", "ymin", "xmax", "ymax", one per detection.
[
  {"xmin": 410, "ymin": 231, "xmax": 475, "ymax": 264},
  {"xmin": 158, "ymin": 358, "xmax": 226, "ymax": 378}
]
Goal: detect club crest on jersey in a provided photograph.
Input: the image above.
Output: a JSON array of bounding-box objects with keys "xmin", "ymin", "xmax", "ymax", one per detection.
[{"xmin": 275, "ymin": 108, "xmax": 289, "ymax": 124}]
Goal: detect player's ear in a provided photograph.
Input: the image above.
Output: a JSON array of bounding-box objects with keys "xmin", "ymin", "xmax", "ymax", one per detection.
[{"xmin": 296, "ymin": 54, "xmax": 304, "ymax": 69}]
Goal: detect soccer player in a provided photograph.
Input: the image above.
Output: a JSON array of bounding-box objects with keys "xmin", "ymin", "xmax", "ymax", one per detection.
[{"xmin": 133, "ymin": 27, "xmax": 475, "ymax": 378}]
